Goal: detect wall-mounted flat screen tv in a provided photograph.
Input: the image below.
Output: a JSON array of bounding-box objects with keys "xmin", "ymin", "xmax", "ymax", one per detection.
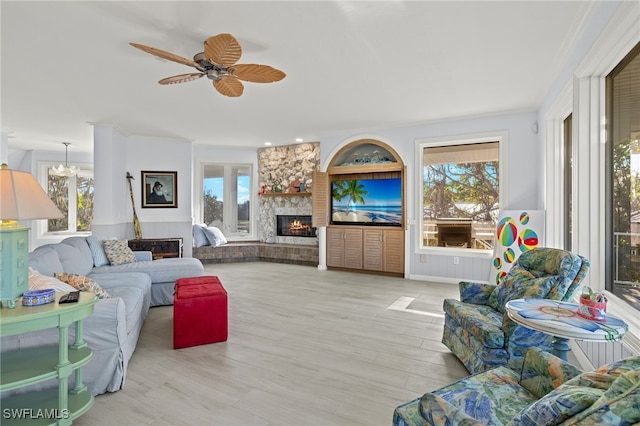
[{"xmin": 331, "ymin": 178, "xmax": 402, "ymax": 226}]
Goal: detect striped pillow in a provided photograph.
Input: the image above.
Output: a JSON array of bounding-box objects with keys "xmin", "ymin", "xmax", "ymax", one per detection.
[
  {"xmin": 28, "ymin": 268, "xmax": 76, "ymax": 292},
  {"xmin": 86, "ymin": 236, "xmax": 110, "ymax": 267}
]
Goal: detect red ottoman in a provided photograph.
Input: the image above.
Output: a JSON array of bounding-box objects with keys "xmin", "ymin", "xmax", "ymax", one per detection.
[{"xmin": 173, "ymin": 276, "xmax": 228, "ymax": 349}]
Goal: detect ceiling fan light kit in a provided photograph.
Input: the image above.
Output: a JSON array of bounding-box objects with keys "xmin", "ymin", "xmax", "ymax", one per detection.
[{"xmin": 130, "ymin": 33, "xmax": 285, "ymax": 97}]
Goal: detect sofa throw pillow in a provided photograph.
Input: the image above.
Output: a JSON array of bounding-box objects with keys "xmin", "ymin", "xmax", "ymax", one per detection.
[
  {"xmin": 103, "ymin": 239, "xmax": 137, "ymax": 266},
  {"xmin": 192, "ymin": 224, "xmax": 209, "ymax": 248},
  {"xmin": 55, "ymin": 272, "xmax": 111, "ymax": 299},
  {"xmin": 202, "ymin": 226, "xmax": 228, "ymax": 247},
  {"xmin": 86, "ymin": 236, "xmax": 110, "ymax": 267},
  {"xmin": 28, "ymin": 268, "xmax": 77, "ymax": 292}
]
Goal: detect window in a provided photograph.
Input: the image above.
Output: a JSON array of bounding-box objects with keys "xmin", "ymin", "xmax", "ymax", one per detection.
[
  {"xmin": 202, "ymin": 164, "xmax": 253, "ymax": 238},
  {"xmin": 45, "ymin": 167, "xmax": 94, "ymax": 234},
  {"xmin": 418, "ymin": 136, "xmax": 501, "ymax": 252},
  {"xmin": 606, "ymin": 42, "xmax": 640, "ymax": 310}
]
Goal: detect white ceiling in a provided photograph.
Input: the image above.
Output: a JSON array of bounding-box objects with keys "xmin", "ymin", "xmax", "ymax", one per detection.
[{"xmin": 2, "ymin": 1, "xmax": 599, "ymax": 154}]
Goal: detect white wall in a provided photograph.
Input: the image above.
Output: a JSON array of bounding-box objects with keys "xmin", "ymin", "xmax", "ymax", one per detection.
[
  {"xmin": 320, "ymin": 111, "xmax": 539, "ymax": 283},
  {"xmin": 92, "ymin": 126, "xmax": 195, "ymax": 257}
]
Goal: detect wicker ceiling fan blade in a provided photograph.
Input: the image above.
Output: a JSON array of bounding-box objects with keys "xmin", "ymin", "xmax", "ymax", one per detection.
[
  {"xmin": 233, "ymin": 64, "xmax": 286, "ymax": 83},
  {"xmin": 204, "ymin": 33, "xmax": 242, "ymax": 67},
  {"xmin": 158, "ymin": 73, "xmax": 204, "ymax": 85},
  {"xmin": 213, "ymin": 77, "xmax": 244, "ymax": 97},
  {"xmin": 129, "ymin": 42, "xmax": 200, "ymax": 68}
]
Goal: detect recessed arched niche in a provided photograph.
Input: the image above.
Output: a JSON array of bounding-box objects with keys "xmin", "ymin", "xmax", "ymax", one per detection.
[
  {"xmin": 328, "ymin": 139, "xmax": 404, "ymax": 173},
  {"xmin": 319, "ymin": 138, "xmax": 405, "ymax": 277}
]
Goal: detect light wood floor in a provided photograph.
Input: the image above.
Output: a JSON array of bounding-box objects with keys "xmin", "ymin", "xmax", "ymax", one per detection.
[{"xmin": 75, "ymin": 262, "xmax": 469, "ymax": 426}]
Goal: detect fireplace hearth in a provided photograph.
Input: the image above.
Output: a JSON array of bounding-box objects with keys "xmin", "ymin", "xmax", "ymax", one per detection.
[{"xmin": 276, "ymin": 215, "xmax": 316, "ymax": 238}]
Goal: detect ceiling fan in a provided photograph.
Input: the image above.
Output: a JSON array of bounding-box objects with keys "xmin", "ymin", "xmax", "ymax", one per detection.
[{"xmin": 130, "ymin": 33, "xmax": 285, "ymax": 97}]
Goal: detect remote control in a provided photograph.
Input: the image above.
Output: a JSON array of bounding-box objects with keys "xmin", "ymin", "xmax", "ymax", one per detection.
[{"xmin": 59, "ymin": 291, "xmax": 80, "ymax": 304}]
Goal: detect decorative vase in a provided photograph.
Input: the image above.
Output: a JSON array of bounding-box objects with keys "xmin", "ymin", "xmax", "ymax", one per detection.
[{"xmin": 577, "ymin": 296, "xmax": 607, "ymax": 321}]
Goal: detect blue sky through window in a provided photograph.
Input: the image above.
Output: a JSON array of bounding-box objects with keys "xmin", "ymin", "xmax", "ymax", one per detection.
[{"xmin": 204, "ymin": 176, "xmax": 250, "ymax": 203}]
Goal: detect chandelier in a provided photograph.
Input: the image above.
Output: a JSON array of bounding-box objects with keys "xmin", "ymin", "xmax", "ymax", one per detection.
[{"xmin": 51, "ymin": 142, "xmax": 80, "ymax": 176}]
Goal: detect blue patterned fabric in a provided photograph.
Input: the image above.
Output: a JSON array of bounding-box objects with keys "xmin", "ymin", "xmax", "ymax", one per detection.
[
  {"xmin": 393, "ymin": 348, "xmax": 640, "ymax": 426},
  {"xmin": 519, "ymin": 348, "xmax": 582, "ymax": 398},
  {"xmin": 420, "ymin": 366, "xmax": 536, "ymax": 425},
  {"xmin": 392, "ymin": 398, "xmax": 425, "ymax": 426},
  {"xmin": 442, "ymin": 247, "xmax": 590, "ymax": 374},
  {"xmin": 459, "ymin": 281, "xmax": 495, "ymax": 304}
]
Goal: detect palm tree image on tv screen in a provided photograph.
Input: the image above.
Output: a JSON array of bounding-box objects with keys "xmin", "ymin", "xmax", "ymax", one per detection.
[{"xmin": 331, "ymin": 178, "xmax": 402, "ymax": 226}]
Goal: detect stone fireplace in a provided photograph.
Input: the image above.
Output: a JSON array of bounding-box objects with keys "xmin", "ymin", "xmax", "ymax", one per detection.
[
  {"xmin": 276, "ymin": 215, "xmax": 316, "ymax": 238},
  {"xmin": 258, "ymin": 142, "xmax": 320, "ymax": 246},
  {"xmin": 259, "ymin": 199, "xmax": 317, "ymax": 245}
]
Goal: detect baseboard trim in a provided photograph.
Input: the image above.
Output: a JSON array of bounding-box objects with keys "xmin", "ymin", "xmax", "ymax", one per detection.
[{"xmin": 408, "ymin": 274, "xmax": 489, "ymax": 285}]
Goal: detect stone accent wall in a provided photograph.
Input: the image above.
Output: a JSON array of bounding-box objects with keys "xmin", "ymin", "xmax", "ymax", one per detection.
[
  {"xmin": 258, "ymin": 142, "xmax": 320, "ymax": 192},
  {"xmin": 257, "ymin": 142, "xmax": 320, "ymax": 244}
]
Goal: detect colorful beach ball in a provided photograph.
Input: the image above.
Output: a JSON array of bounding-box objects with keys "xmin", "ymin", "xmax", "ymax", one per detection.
[
  {"xmin": 503, "ymin": 248, "xmax": 516, "ymax": 263},
  {"xmin": 496, "ymin": 271, "xmax": 507, "ymax": 285},
  {"xmin": 520, "ymin": 212, "xmax": 530, "ymax": 225},
  {"xmin": 493, "ymin": 257, "xmax": 502, "ymax": 269},
  {"xmin": 518, "ymin": 229, "xmax": 539, "ymax": 252},
  {"xmin": 496, "ymin": 217, "xmax": 517, "ymax": 247}
]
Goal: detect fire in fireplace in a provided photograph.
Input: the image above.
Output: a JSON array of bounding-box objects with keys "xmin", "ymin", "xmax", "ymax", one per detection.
[{"xmin": 276, "ymin": 215, "xmax": 316, "ymax": 238}]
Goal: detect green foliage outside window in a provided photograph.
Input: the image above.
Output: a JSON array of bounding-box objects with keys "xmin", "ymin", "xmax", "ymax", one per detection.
[
  {"xmin": 47, "ymin": 173, "xmax": 93, "ymax": 232},
  {"xmin": 422, "ymin": 160, "xmax": 499, "ymax": 249},
  {"xmin": 613, "ymin": 138, "xmax": 640, "ymax": 284}
]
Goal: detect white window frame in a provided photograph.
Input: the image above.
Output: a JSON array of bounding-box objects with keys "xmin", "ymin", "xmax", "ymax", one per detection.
[
  {"xmin": 35, "ymin": 161, "xmax": 94, "ymax": 238},
  {"xmin": 199, "ymin": 162, "xmax": 256, "ymax": 241},
  {"xmin": 543, "ymin": 1, "xmax": 640, "ymax": 342},
  {"xmin": 415, "ymin": 131, "xmax": 507, "ymax": 258}
]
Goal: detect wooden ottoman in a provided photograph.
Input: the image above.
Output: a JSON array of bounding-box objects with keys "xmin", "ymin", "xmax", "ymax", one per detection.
[{"xmin": 173, "ymin": 276, "xmax": 228, "ymax": 349}]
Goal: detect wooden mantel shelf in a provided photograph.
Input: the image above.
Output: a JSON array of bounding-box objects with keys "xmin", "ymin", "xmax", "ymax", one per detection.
[{"xmin": 260, "ymin": 192, "xmax": 312, "ymax": 197}]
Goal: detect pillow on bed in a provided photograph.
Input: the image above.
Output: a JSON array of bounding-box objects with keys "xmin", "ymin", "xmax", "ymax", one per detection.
[
  {"xmin": 202, "ymin": 226, "xmax": 228, "ymax": 247},
  {"xmin": 193, "ymin": 224, "xmax": 210, "ymax": 248}
]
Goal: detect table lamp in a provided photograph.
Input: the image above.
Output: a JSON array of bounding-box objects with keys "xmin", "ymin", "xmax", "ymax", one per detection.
[{"xmin": 0, "ymin": 163, "xmax": 63, "ymax": 308}]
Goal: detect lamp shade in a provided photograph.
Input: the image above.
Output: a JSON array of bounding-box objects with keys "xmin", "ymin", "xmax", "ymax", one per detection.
[{"xmin": 0, "ymin": 164, "xmax": 63, "ymax": 221}]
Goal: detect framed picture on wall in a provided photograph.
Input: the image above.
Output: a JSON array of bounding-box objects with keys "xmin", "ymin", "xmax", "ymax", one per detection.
[{"xmin": 141, "ymin": 171, "xmax": 177, "ymax": 208}]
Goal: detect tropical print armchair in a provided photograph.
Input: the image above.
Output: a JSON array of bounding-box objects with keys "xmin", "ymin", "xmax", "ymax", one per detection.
[
  {"xmin": 442, "ymin": 247, "xmax": 590, "ymax": 374},
  {"xmin": 393, "ymin": 347, "xmax": 640, "ymax": 426}
]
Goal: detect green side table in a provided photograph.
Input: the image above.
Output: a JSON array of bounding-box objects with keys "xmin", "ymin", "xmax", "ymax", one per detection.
[{"xmin": 1, "ymin": 291, "xmax": 97, "ymax": 425}]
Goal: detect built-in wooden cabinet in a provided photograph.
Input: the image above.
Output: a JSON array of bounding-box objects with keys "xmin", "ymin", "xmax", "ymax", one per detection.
[
  {"xmin": 327, "ymin": 225, "xmax": 404, "ymax": 275},
  {"xmin": 327, "ymin": 227, "xmax": 363, "ymax": 269},
  {"xmin": 363, "ymin": 228, "xmax": 404, "ymax": 273},
  {"xmin": 316, "ymin": 139, "xmax": 406, "ymax": 277}
]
